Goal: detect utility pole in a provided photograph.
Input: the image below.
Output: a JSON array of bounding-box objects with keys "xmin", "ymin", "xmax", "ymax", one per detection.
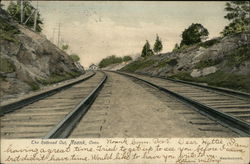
[
  {"xmin": 20, "ymin": 0, "xmax": 23, "ymax": 24},
  {"xmin": 52, "ymin": 28, "xmax": 56, "ymax": 44},
  {"xmin": 57, "ymin": 23, "xmax": 61, "ymax": 47},
  {"xmin": 33, "ymin": 1, "xmax": 38, "ymax": 31}
]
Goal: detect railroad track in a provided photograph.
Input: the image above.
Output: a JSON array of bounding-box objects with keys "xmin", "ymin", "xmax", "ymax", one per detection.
[
  {"xmin": 0, "ymin": 71, "xmax": 107, "ymax": 139},
  {"xmin": 116, "ymin": 71, "xmax": 250, "ymax": 137},
  {"xmin": 69, "ymin": 75, "xmax": 112, "ymax": 138}
]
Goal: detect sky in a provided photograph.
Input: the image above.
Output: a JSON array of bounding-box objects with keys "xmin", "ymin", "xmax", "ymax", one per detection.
[{"xmin": 3, "ymin": 1, "xmax": 229, "ymax": 68}]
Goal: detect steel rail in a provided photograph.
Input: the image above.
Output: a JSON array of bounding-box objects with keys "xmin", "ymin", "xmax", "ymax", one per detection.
[
  {"xmin": 44, "ymin": 71, "xmax": 107, "ymax": 139},
  {"xmin": 0, "ymin": 71, "xmax": 96, "ymax": 116},
  {"xmin": 116, "ymin": 71, "xmax": 250, "ymax": 137},
  {"xmin": 137, "ymin": 72, "xmax": 250, "ymax": 100}
]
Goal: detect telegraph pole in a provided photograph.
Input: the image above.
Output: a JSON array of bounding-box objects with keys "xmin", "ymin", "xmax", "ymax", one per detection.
[
  {"xmin": 52, "ymin": 28, "xmax": 56, "ymax": 44},
  {"xmin": 57, "ymin": 23, "xmax": 61, "ymax": 47},
  {"xmin": 20, "ymin": 0, "xmax": 23, "ymax": 24},
  {"xmin": 33, "ymin": 1, "xmax": 38, "ymax": 31}
]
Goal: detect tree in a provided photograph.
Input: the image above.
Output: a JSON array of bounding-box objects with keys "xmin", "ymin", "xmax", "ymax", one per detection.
[
  {"xmin": 123, "ymin": 56, "xmax": 132, "ymax": 62},
  {"xmin": 221, "ymin": 1, "xmax": 250, "ymax": 36},
  {"xmin": 70, "ymin": 54, "xmax": 80, "ymax": 62},
  {"xmin": 153, "ymin": 34, "xmax": 163, "ymax": 55},
  {"xmin": 7, "ymin": 1, "xmax": 43, "ymax": 32},
  {"xmin": 180, "ymin": 23, "xmax": 209, "ymax": 47},
  {"xmin": 141, "ymin": 40, "xmax": 154, "ymax": 57}
]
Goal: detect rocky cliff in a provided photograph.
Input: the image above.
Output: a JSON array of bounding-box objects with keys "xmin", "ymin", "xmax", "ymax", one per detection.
[
  {"xmin": 0, "ymin": 8, "xmax": 84, "ymax": 99},
  {"xmin": 121, "ymin": 32, "xmax": 250, "ymax": 92}
]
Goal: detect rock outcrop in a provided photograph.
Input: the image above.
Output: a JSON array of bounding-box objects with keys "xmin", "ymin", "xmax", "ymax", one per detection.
[
  {"xmin": 0, "ymin": 8, "xmax": 84, "ymax": 99},
  {"xmin": 121, "ymin": 32, "xmax": 250, "ymax": 92}
]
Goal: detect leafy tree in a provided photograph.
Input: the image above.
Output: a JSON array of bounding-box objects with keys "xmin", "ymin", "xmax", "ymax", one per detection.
[
  {"xmin": 70, "ymin": 54, "xmax": 80, "ymax": 62},
  {"xmin": 221, "ymin": 1, "xmax": 250, "ymax": 36},
  {"xmin": 7, "ymin": 1, "xmax": 43, "ymax": 32},
  {"xmin": 180, "ymin": 23, "xmax": 209, "ymax": 47},
  {"xmin": 122, "ymin": 56, "xmax": 132, "ymax": 62},
  {"xmin": 141, "ymin": 40, "xmax": 154, "ymax": 57},
  {"xmin": 61, "ymin": 44, "xmax": 69, "ymax": 51},
  {"xmin": 153, "ymin": 34, "xmax": 163, "ymax": 55}
]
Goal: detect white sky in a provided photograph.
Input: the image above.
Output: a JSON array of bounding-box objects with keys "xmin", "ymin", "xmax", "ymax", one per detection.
[{"xmin": 3, "ymin": 1, "xmax": 229, "ymax": 68}]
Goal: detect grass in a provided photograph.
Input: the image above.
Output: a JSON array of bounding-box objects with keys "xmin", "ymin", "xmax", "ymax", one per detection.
[
  {"xmin": 226, "ymin": 45, "xmax": 250, "ymax": 67},
  {"xmin": 194, "ymin": 58, "xmax": 222, "ymax": 69},
  {"xmin": 170, "ymin": 71, "xmax": 250, "ymax": 93},
  {"xmin": 37, "ymin": 71, "xmax": 81, "ymax": 85},
  {"xmin": 121, "ymin": 59, "xmax": 156, "ymax": 72},
  {"xmin": 0, "ymin": 17, "xmax": 20, "ymax": 43},
  {"xmin": 156, "ymin": 58, "xmax": 178, "ymax": 68},
  {"xmin": 0, "ymin": 58, "xmax": 15, "ymax": 73}
]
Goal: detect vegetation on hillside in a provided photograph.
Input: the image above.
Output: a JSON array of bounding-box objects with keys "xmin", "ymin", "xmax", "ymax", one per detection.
[
  {"xmin": 120, "ymin": 59, "xmax": 156, "ymax": 72},
  {"xmin": 0, "ymin": 57, "xmax": 16, "ymax": 73},
  {"xmin": 226, "ymin": 45, "xmax": 250, "ymax": 67},
  {"xmin": 61, "ymin": 44, "xmax": 69, "ymax": 51},
  {"xmin": 60, "ymin": 44, "xmax": 80, "ymax": 63},
  {"xmin": 120, "ymin": 1, "xmax": 250, "ymax": 92},
  {"xmin": 155, "ymin": 58, "xmax": 178, "ymax": 68},
  {"xmin": 69, "ymin": 54, "xmax": 80, "ymax": 62},
  {"xmin": 0, "ymin": 17, "xmax": 20, "ymax": 43},
  {"xmin": 170, "ymin": 71, "xmax": 250, "ymax": 93},
  {"xmin": 7, "ymin": 1, "xmax": 43, "ymax": 32},
  {"xmin": 198, "ymin": 38, "xmax": 220, "ymax": 48},
  {"xmin": 194, "ymin": 58, "xmax": 223, "ymax": 69},
  {"xmin": 37, "ymin": 71, "xmax": 81, "ymax": 86},
  {"xmin": 98, "ymin": 55, "xmax": 132, "ymax": 68},
  {"xmin": 221, "ymin": 1, "xmax": 250, "ymax": 36}
]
